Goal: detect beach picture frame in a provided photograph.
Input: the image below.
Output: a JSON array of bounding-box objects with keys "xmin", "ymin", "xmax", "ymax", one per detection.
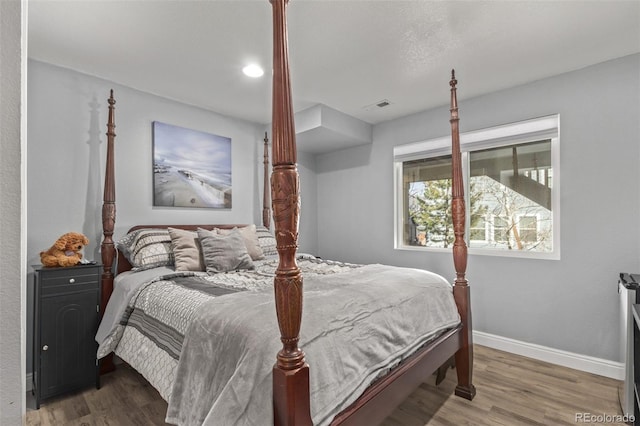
[{"xmin": 152, "ymin": 121, "xmax": 232, "ymax": 208}]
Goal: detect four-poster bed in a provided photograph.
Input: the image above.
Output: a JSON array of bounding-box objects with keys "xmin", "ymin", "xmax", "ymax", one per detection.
[{"xmin": 97, "ymin": 0, "xmax": 475, "ymax": 424}]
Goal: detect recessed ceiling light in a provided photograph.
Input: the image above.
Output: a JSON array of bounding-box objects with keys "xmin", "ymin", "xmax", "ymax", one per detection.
[{"xmin": 242, "ymin": 64, "xmax": 264, "ymax": 78}]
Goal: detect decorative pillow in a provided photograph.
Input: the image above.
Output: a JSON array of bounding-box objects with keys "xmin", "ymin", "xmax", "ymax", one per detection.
[
  {"xmin": 197, "ymin": 228, "xmax": 254, "ymax": 273},
  {"xmin": 116, "ymin": 228, "xmax": 174, "ymax": 271},
  {"xmin": 216, "ymin": 225, "xmax": 264, "ymax": 261},
  {"xmin": 168, "ymin": 227, "xmax": 204, "ymax": 272},
  {"xmin": 255, "ymin": 225, "xmax": 277, "ymax": 257}
]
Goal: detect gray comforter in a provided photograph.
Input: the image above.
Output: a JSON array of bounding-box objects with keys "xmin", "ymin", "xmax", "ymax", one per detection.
[{"xmin": 165, "ymin": 263, "xmax": 460, "ymax": 426}]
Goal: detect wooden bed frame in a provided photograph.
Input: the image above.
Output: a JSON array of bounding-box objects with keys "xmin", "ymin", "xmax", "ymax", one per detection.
[{"xmin": 99, "ymin": 1, "xmax": 475, "ymax": 424}]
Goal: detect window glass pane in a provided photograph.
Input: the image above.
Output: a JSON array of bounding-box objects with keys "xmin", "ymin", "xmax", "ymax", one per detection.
[
  {"xmin": 493, "ymin": 216, "xmax": 509, "ymax": 243},
  {"xmin": 402, "ymin": 155, "xmax": 453, "ymax": 247},
  {"xmin": 469, "ymin": 215, "xmax": 486, "ymax": 241},
  {"xmin": 518, "ymin": 216, "xmax": 538, "ymax": 243},
  {"xmin": 469, "ymin": 140, "xmax": 552, "ymax": 252}
]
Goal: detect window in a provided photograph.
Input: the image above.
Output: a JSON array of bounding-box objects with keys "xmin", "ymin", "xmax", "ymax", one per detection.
[
  {"xmin": 518, "ymin": 216, "xmax": 538, "ymax": 244},
  {"xmin": 468, "ymin": 140, "xmax": 552, "ymax": 251},
  {"xmin": 394, "ymin": 115, "xmax": 560, "ymax": 259},
  {"xmin": 469, "ymin": 215, "xmax": 487, "ymax": 242},
  {"xmin": 492, "ymin": 216, "xmax": 510, "ymax": 244},
  {"xmin": 402, "ymin": 155, "xmax": 453, "ymax": 248}
]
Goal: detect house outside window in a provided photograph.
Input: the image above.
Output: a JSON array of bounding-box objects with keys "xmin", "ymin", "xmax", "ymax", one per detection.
[{"xmin": 393, "ymin": 115, "xmax": 560, "ymax": 259}]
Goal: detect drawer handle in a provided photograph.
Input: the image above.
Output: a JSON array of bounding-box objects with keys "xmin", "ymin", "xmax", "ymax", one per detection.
[
  {"xmin": 69, "ymin": 278, "xmax": 75, "ymax": 284},
  {"xmin": 42, "ymin": 345, "xmax": 49, "ymax": 351}
]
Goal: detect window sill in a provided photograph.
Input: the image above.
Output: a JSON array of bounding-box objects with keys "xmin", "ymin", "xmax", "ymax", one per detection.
[{"xmin": 394, "ymin": 244, "xmax": 560, "ymax": 260}]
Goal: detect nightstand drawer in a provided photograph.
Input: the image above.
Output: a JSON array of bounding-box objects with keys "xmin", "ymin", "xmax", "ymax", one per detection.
[
  {"xmin": 37, "ymin": 266, "xmax": 101, "ymax": 295},
  {"xmin": 40, "ymin": 272, "xmax": 99, "ymax": 288}
]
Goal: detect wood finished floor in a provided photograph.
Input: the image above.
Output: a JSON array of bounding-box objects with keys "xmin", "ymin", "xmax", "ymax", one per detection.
[{"xmin": 25, "ymin": 345, "xmax": 626, "ymax": 426}]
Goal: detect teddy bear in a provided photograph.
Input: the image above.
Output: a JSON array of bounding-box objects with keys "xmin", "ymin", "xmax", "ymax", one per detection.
[{"xmin": 40, "ymin": 232, "xmax": 89, "ymax": 267}]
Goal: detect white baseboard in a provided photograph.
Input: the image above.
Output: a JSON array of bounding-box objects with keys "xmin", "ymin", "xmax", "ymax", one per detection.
[{"xmin": 473, "ymin": 331, "xmax": 625, "ymax": 381}]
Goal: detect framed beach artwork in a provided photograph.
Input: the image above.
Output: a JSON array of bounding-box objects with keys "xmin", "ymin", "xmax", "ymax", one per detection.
[{"xmin": 152, "ymin": 121, "xmax": 232, "ymax": 208}]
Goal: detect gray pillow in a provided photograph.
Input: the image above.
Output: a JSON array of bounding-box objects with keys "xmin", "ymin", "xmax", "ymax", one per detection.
[
  {"xmin": 197, "ymin": 228, "xmax": 254, "ymax": 273},
  {"xmin": 216, "ymin": 225, "xmax": 264, "ymax": 261}
]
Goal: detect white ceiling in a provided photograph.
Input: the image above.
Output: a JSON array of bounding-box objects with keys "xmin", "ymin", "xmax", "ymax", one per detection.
[{"xmin": 28, "ymin": 0, "xmax": 640, "ymax": 126}]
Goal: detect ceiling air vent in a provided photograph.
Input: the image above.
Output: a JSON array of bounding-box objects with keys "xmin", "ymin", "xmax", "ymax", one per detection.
[{"xmin": 363, "ymin": 99, "xmax": 393, "ymax": 111}]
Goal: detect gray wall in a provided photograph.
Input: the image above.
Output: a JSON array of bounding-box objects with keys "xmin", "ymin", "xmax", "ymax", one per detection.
[
  {"xmin": 0, "ymin": 0, "xmax": 25, "ymax": 422},
  {"xmin": 315, "ymin": 54, "xmax": 640, "ymax": 362},
  {"xmin": 26, "ymin": 60, "xmax": 268, "ymax": 372},
  {"xmin": 298, "ymin": 151, "xmax": 318, "ymax": 255}
]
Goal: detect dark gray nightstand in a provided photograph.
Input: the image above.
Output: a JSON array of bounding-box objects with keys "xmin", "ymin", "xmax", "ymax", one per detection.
[{"xmin": 32, "ymin": 264, "xmax": 101, "ymax": 408}]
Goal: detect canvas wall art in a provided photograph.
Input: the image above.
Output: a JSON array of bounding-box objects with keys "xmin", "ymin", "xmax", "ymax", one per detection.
[{"xmin": 153, "ymin": 121, "xmax": 232, "ymax": 208}]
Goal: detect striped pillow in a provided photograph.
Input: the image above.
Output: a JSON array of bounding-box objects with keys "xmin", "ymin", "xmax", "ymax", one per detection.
[
  {"xmin": 255, "ymin": 225, "xmax": 277, "ymax": 257},
  {"xmin": 117, "ymin": 228, "xmax": 174, "ymax": 271}
]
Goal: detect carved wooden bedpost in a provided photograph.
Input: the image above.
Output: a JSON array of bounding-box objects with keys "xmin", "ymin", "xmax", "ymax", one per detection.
[
  {"xmin": 101, "ymin": 90, "xmax": 116, "ymax": 315},
  {"xmin": 449, "ymin": 71, "xmax": 476, "ymax": 400},
  {"xmin": 100, "ymin": 89, "xmax": 117, "ymax": 373},
  {"xmin": 263, "ymin": 132, "xmax": 271, "ymax": 229},
  {"xmin": 269, "ymin": 1, "xmax": 313, "ymax": 425}
]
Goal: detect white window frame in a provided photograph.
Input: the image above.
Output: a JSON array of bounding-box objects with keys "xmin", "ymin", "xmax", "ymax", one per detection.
[{"xmin": 393, "ymin": 114, "xmax": 560, "ymax": 260}]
